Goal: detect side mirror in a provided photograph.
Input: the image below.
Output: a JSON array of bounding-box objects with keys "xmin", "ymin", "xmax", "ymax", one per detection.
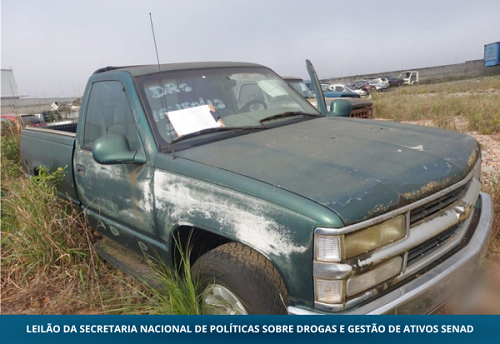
[
  {"xmin": 92, "ymin": 134, "xmax": 142, "ymax": 165},
  {"xmin": 328, "ymin": 99, "xmax": 353, "ymax": 117}
]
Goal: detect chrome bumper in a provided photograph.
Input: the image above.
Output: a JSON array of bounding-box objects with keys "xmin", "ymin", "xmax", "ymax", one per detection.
[{"xmin": 288, "ymin": 192, "xmax": 493, "ymax": 315}]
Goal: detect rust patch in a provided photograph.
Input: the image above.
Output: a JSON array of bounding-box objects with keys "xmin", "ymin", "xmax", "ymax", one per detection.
[
  {"xmin": 402, "ymin": 178, "xmax": 452, "ymax": 200},
  {"xmin": 367, "ymin": 201, "xmax": 393, "ymax": 218},
  {"xmin": 467, "ymin": 149, "xmax": 478, "ymax": 168}
]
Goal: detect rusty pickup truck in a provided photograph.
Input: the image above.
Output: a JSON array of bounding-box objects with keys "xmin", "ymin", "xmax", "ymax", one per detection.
[{"xmin": 20, "ymin": 60, "xmax": 493, "ymax": 315}]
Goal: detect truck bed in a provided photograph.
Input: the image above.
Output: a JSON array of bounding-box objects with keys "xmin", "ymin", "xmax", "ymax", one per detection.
[
  {"xmin": 20, "ymin": 125, "xmax": 79, "ymax": 203},
  {"xmin": 46, "ymin": 122, "xmax": 78, "ymax": 134}
]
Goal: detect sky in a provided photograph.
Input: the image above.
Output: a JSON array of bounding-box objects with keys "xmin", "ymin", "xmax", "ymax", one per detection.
[{"xmin": 1, "ymin": 0, "xmax": 499, "ymax": 97}]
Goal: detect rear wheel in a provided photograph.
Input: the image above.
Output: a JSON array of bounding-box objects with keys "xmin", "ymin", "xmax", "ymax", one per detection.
[{"xmin": 192, "ymin": 242, "xmax": 289, "ymax": 315}]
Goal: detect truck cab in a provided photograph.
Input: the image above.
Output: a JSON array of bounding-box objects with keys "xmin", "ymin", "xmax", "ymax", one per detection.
[{"xmin": 399, "ymin": 71, "xmax": 419, "ymax": 85}]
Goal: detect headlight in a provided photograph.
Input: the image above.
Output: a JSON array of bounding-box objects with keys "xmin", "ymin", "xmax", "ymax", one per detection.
[
  {"xmin": 315, "ymin": 279, "xmax": 344, "ymax": 304},
  {"xmin": 315, "ymin": 235, "xmax": 341, "ymax": 262},
  {"xmin": 344, "ymin": 215, "xmax": 406, "ymax": 258},
  {"xmin": 313, "ymin": 216, "xmax": 407, "ymax": 305}
]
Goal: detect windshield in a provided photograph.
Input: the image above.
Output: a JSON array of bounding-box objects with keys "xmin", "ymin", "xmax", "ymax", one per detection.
[
  {"xmin": 137, "ymin": 67, "xmax": 320, "ymax": 146},
  {"xmin": 286, "ymin": 80, "xmax": 315, "ymax": 98}
]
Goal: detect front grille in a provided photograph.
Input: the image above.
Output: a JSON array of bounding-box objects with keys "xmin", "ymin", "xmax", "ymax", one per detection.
[
  {"xmin": 409, "ymin": 181, "xmax": 470, "ymax": 225},
  {"xmin": 407, "ymin": 224, "xmax": 460, "ymax": 266}
]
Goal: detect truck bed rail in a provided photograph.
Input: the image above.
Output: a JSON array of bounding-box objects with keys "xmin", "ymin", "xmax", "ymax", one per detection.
[{"xmin": 46, "ymin": 122, "xmax": 77, "ymax": 133}]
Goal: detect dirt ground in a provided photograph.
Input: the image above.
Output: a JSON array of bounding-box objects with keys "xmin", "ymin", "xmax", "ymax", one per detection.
[
  {"xmin": 400, "ymin": 118, "xmax": 500, "ymax": 314},
  {"xmin": 404, "ymin": 118, "xmax": 500, "ymax": 184}
]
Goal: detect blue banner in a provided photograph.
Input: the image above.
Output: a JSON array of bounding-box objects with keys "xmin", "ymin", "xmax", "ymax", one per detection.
[{"xmin": 0, "ymin": 315, "xmax": 494, "ymax": 344}]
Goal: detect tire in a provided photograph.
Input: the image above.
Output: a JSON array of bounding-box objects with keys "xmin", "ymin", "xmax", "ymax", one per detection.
[{"xmin": 192, "ymin": 242, "xmax": 289, "ymax": 315}]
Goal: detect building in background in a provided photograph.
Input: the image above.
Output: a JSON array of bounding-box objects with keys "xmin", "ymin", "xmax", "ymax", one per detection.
[
  {"xmin": 1, "ymin": 68, "xmax": 28, "ymax": 99},
  {"xmin": 1, "ymin": 68, "xmax": 79, "ymax": 114}
]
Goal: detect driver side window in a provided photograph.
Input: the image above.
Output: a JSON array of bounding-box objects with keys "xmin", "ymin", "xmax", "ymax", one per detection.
[{"xmin": 83, "ymin": 81, "xmax": 139, "ymax": 150}]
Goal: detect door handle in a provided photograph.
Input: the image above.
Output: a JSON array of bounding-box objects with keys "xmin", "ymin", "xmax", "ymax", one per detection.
[{"xmin": 76, "ymin": 164, "xmax": 85, "ymax": 176}]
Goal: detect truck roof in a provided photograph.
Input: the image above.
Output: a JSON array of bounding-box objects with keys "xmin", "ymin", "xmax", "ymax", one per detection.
[{"xmin": 93, "ymin": 62, "xmax": 266, "ymax": 77}]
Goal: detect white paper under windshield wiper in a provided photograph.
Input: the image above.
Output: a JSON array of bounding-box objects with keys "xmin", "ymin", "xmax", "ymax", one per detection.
[
  {"xmin": 259, "ymin": 111, "xmax": 322, "ymax": 124},
  {"xmin": 171, "ymin": 126, "xmax": 267, "ymax": 144}
]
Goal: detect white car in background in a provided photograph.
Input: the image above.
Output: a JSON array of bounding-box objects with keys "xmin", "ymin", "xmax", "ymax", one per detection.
[
  {"xmin": 370, "ymin": 77, "xmax": 390, "ymax": 86},
  {"xmin": 367, "ymin": 79, "xmax": 389, "ymax": 91},
  {"xmin": 329, "ymin": 84, "xmax": 369, "ymax": 97}
]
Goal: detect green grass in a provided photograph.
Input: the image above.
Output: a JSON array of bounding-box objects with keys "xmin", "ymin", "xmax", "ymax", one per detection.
[{"xmin": 131, "ymin": 244, "xmax": 204, "ymax": 315}]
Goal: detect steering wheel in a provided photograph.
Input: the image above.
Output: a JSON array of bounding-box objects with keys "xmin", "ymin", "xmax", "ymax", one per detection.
[{"xmin": 240, "ymin": 99, "xmax": 267, "ymax": 112}]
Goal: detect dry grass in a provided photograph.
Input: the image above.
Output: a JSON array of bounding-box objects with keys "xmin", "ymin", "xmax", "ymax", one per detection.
[
  {"xmin": 0, "ymin": 125, "xmax": 202, "ymax": 314},
  {"xmin": 485, "ymin": 176, "xmax": 500, "ymax": 257},
  {"xmin": 373, "ymin": 76, "xmax": 500, "ymax": 135},
  {"xmin": 1, "ymin": 125, "xmax": 143, "ymax": 314}
]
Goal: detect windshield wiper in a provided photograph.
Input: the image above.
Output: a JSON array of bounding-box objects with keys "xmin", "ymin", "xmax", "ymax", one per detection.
[
  {"xmin": 170, "ymin": 126, "xmax": 267, "ymax": 144},
  {"xmin": 259, "ymin": 111, "xmax": 322, "ymax": 124}
]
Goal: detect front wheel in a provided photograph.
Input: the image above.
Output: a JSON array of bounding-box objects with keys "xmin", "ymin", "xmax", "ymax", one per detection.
[{"xmin": 192, "ymin": 243, "xmax": 289, "ymax": 315}]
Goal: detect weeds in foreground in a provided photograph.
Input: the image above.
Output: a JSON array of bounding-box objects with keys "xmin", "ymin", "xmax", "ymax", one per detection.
[
  {"xmin": 130, "ymin": 241, "xmax": 204, "ymax": 315},
  {"xmin": 1, "ymin": 127, "xmax": 203, "ymax": 314},
  {"xmin": 485, "ymin": 175, "xmax": 500, "ymax": 253}
]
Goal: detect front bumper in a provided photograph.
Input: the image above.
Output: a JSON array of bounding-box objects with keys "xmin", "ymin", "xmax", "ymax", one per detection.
[{"xmin": 288, "ymin": 192, "xmax": 493, "ymax": 315}]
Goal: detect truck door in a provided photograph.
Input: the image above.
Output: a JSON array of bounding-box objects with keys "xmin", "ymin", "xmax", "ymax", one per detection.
[{"xmin": 74, "ymin": 80, "xmax": 157, "ymax": 255}]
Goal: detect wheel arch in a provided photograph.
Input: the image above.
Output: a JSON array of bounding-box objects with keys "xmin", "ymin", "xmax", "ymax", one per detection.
[{"xmin": 169, "ymin": 225, "xmax": 291, "ymax": 298}]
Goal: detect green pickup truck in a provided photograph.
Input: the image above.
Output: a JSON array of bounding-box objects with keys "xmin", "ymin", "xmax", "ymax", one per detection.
[{"xmin": 20, "ymin": 61, "xmax": 493, "ymax": 315}]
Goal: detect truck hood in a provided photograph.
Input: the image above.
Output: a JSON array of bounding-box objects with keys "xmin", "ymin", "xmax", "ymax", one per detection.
[{"xmin": 176, "ymin": 117, "xmax": 479, "ymax": 225}]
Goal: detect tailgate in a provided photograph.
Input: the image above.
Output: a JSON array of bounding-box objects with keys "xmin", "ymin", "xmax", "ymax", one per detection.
[{"xmin": 21, "ymin": 127, "xmax": 79, "ymax": 203}]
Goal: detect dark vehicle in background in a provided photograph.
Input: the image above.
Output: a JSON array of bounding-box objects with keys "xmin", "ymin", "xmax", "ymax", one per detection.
[
  {"xmin": 35, "ymin": 111, "xmax": 64, "ymax": 123},
  {"xmin": 382, "ymin": 75, "xmax": 404, "ymax": 87},
  {"xmin": 349, "ymin": 80, "xmax": 376, "ymax": 92},
  {"xmin": 34, "ymin": 111, "xmax": 78, "ymax": 126},
  {"xmin": 1, "ymin": 114, "xmax": 46, "ymax": 130}
]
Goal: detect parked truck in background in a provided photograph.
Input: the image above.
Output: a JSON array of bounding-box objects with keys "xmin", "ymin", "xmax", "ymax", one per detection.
[
  {"xmin": 399, "ymin": 71, "xmax": 419, "ymax": 85},
  {"xmin": 20, "ymin": 60, "xmax": 493, "ymax": 315}
]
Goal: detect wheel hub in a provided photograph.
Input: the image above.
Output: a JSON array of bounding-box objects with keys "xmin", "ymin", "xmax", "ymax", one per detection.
[{"xmin": 202, "ymin": 284, "xmax": 248, "ymax": 315}]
